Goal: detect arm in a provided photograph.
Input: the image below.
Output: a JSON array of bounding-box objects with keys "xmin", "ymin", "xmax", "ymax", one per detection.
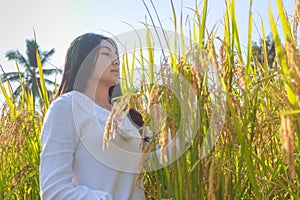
[{"xmin": 39, "ymin": 97, "xmax": 113, "ymax": 200}]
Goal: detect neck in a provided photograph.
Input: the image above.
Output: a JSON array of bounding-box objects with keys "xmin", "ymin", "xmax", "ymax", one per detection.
[{"xmin": 84, "ymin": 82, "xmax": 112, "ymax": 110}]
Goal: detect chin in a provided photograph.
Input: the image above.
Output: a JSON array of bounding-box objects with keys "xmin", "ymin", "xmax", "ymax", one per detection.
[
  {"xmin": 99, "ymin": 76, "xmax": 120, "ymax": 88},
  {"xmin": 110, "ymin": 79, "xmax": 119, "ymax": 87}
]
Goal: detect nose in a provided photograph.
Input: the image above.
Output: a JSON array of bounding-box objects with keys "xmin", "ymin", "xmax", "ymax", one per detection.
[{"xmin": 112, "ymin": 57, "xmax": 120, "ymax": 66}]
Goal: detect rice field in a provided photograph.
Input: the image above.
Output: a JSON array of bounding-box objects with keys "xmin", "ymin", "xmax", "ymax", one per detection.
[{"xmin": 0, "ymin": 0, "xmax": 299, "ymax": 199}]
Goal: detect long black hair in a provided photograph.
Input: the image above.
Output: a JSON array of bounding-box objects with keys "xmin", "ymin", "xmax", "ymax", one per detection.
[{"xmin": 56, "ymin": 33, "xmax": 146, "ymax": 133}]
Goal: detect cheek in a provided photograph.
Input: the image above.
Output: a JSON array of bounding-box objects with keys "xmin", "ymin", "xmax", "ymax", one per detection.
[
  {"xmin": 94, "ymin": 57, "xmax": 112, "ymax": 73},
  {"xmin": 91, "ymin": 66, "xmax": 101, "ymax": 80},
  {"xmin": 89, "ymin": 66, "xmax": 103, "ymax": 84},
  {"xmin": 91, "ymin": 64, "xmax": 112, "ymax": 83},
  {"xmin": 93, "ymin": 61, "xmax": 106, "ymax": 77},
  {"xmin": 101, "ymin": 68, "xmax": 119, "ymax": 84}
]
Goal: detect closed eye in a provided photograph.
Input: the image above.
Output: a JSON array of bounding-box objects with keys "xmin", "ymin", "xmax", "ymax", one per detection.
[{"xmin": 101, "ymin": 52, "xmax": 110, "ymax": 56}]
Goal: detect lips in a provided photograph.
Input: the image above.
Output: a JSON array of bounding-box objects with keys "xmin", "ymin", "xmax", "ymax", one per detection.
[{"xmin": 111, "ymin": 69, "xmax": 119, "ymax": 76}]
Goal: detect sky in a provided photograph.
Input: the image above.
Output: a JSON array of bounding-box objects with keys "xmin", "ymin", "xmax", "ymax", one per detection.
[{"xmin": 0, "ymin": 0, "xmax": 297, "ymax": 104}]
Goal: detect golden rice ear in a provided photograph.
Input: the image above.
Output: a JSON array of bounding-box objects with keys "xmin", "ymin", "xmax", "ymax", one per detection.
[
  {"xmin": 294, "ymin": 1, "xmax": 300, "ymax": 42},
  {"xmin": 280, "ymin": 115, "xmax": 296, "ymax": 180},
  {"xmin": 103, "ymin": 92, "xmax": 142, "ymax": 149},
  {"xmin": 285, "ymin": 41, "xmax": 300, "ymax": 105}
]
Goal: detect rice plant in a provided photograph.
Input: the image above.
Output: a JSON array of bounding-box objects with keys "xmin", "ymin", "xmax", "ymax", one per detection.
[
  {"xmin": 0, "ymin": 50, "xmax": 48, "ymax": 199},
  {"xmin": 112, "ymin": 0, "xmax": 300, "ymax": 199},
  {"xmin": 0, "ymin": 0, "xmax": 299, "ymax": 199}
]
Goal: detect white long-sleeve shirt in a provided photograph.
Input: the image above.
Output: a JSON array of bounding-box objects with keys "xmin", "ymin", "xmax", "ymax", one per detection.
[{"xmin": 39, "ymin": 90, "xmax": 146, "ymax": 200}]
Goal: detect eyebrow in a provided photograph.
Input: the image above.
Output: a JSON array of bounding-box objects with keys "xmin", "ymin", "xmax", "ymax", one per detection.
[{"xmin": 99, "ymin": 46, "xmax": 112, "ymax": 51}]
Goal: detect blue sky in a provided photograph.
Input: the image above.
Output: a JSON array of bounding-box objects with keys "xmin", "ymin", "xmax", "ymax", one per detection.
[{"xmin": 0, "ymin": 0, "xmax": 297, "ymax": 105}]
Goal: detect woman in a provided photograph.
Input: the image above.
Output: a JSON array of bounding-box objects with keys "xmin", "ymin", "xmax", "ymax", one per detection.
[{"xmin": 39, "ymin": 33, "xmax": 146, "ymax": 199}]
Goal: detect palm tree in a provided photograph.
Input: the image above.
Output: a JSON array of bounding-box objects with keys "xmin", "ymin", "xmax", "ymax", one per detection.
[{"xmin": 1, "ymin": 39, "xmax": 60, "ymax": 106}]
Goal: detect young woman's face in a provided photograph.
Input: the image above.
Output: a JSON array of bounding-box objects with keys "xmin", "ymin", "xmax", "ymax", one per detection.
[{"xmin": 91, "ymin": 39, "xmax": 120, "ymax": 88}]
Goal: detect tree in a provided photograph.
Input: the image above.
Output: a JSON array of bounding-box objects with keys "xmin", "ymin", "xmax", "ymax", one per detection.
[
  {"xmin": 1, "ymin": 39, "xmax": 60, "ymax": 106},
  {"xmin": 252, "ymin": 34, "xmax": 276, "ymax": 71}
]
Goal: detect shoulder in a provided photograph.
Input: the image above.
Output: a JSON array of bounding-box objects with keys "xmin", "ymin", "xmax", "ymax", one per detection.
[
  {"xmin": 40, "ymin": 92, "xmax": 79, "ymax": 149},
  {"xmin": 49, "ymin": 92, "xmax": 73, "ymax": 110},
  {"xmin": 43, "ymin": 92, "xmax": 75, "ymax": 124}
]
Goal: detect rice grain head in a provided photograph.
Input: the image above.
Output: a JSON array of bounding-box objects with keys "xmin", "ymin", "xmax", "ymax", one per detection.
[
  {"xmin": 103, "ymin": 94, "xmax": 140, "ymax": 149},
  {"xmin": 280, "ymin": 115, "xmax": 296, "ymax": 179},
  {"xmin": 285, "ymin": 41, "xmax": 300, "ymax": 106}
]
